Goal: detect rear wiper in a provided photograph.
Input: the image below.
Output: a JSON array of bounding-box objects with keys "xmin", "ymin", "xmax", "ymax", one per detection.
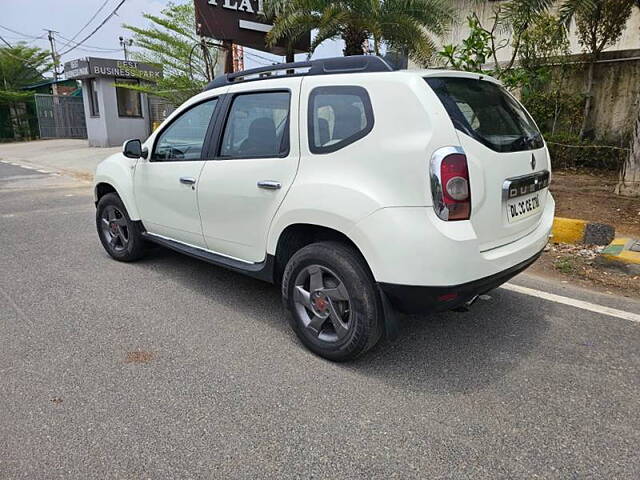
[{"xmin": 512, "ymin": 133, "xmax": 540, "ymax": 148}]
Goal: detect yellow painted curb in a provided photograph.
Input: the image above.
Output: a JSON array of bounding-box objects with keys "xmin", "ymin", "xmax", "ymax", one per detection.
[
  {"xmin": 601, "ymin": 237, "xmax": 640, "ymax": 265},
  {"xmin": 551, "ymin": 217, "xmax": 587, "ymax": 244},
  {"xmin": 617, "ymin": 251, "xmax": 640, "ymax": 264}
]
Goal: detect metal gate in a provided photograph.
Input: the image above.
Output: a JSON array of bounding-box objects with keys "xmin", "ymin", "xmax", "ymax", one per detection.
[
  {"xmin": 148, "ymin": 95, "xmax": 175, "ymax": 132},
  {"xmin": 34, "ymin": 94, "xmax": 87, "ymax": 139}
]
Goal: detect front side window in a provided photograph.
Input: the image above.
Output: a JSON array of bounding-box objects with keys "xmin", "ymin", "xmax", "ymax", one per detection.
[
  {"xmin": 308, "ymin": 86, "xmax": 374, "ymax": 154},
  {"xmin": 220, "ymin": 91, "xmax": 290, "ymax": 158},
  {"xmin": 152, "ymin": 99, "xmax": 218, "ymax": 161},
  {"xmin": 425, "ymin": 77, "xmax": 543, "ymax": 153},
  {"xmin": 116, "ymin": 78, "xmax": 142, "ymax": 117}
]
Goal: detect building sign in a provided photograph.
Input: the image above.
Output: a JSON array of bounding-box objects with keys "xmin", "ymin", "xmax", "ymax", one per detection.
[
  {"xmin": 194, "ymin": 0, "xmax": 310, "ymax": 53},
  {"xmin": 64, "ymin": 59, "xmax": 90, "ymax": 79},
  {"xmin": 64, "ymin": 58, "xmax": 162, "ymax": 81}
]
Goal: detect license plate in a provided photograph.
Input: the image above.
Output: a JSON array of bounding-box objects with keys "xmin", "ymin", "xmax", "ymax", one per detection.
[{"xmin": 507, "ymin": 192, "xmax": 541, "ymax": 222}]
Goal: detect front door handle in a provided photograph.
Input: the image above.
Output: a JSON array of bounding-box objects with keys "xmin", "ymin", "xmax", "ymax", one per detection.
[
  {"xmin": 257, "ymin": 180, "xmax": 281, "ymax": 190},
  {"xmin": 180, "ymin": 177, "xmax": 196, "ymax": 185}
]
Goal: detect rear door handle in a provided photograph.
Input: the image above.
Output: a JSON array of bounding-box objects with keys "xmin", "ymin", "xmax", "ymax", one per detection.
[
  {"xmin": 180, "ymin": 177, "xmax": 196, "ymax": 185},
  {"xmin": 257, "ymin": 180, "xmax": 281, "ymax": 190}
]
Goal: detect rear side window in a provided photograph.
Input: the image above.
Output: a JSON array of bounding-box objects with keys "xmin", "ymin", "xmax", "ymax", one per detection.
[
  {"xmin": 425, "ymin": 77, "xmax": 543, "ymax": 153},
  {"xmin": 308, "ymin": 86, "xmax": 374, "ymax": 154},
  {"xmin": 220, "ymin": 91, "xmax": 290, "ymax": 159}
]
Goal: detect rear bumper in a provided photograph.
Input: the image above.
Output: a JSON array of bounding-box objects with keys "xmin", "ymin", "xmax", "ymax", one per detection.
[{"xmin": 379, "ymin": 248, "xmax": 543, "ymax": 314}]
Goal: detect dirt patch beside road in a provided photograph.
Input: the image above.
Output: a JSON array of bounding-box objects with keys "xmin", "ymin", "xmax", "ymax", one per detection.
[
  {"xmin": 551, "ymin": 169, "xmax": 640, "ymax": 237},
  {"xmin": 542, "ymin": 169, "xmax": 639, "ymax": 298},
  {"xmin": 530, "ymin": 244, "xmax": 640, "ymax": 299}
]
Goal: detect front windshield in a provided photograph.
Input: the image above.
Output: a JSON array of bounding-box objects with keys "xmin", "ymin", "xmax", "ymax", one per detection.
[{"xmin": 425, "ymin": 77, "xmax": 543, "ymax": 153}]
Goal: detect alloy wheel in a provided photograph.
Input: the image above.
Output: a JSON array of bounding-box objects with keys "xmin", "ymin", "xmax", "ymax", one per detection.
[
  {"xmin": 293, "ymin": 265, "xmax": 351, "ymax": 343},
  {"xmin": 100, "ymin": 205, "xmax": 129, "ymax": 252}
]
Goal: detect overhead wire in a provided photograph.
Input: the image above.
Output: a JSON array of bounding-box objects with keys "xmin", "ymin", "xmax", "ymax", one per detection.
[
  {"xmin": 244, "ymin": 49, "xmax": 280, "ymax": 64},
  {"xmin": 0, "ymin": 34, "xmax": 12, "ymax": 48},
  {"xmin": 243, "ymin": 52, "xmax": 277, "ymax": 66},
  {"xmin": 0, "ymin": 24, "xmax": 46, "ymax": 40},
  {"xmin": 58, "ymin": 0, "xmax": 127, "ymax": 56},
  {"xmin": 59, "ymin": 0, "xmax": 113, "ymax": 51},
  {"xmin": 56, "ymin": 33, "xmax": 122, "ymax": 52}
]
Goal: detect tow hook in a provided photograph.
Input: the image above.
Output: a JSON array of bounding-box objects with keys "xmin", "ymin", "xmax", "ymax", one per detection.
[{"xmin": 452, "ymin": 295, "xmax": 479, "ymax": 312}]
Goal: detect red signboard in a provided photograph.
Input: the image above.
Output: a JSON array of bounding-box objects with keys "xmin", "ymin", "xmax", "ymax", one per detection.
[{"xmin": 194, "ymin": 0, "xmax": 310, "ymax": 54}]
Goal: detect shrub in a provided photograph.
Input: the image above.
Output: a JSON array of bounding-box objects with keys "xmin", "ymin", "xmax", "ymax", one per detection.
[
  {"xmin": 545, "ymin": 133, "xmax": 628, "ymax": 171},
  {"xmin": 522, "ymin": 89, "xmax": 585, "ymax": 137}
]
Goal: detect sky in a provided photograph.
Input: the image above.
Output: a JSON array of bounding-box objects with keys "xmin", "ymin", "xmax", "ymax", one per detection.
[{"xmin": 2, "ymin": 0, "xmax": 342, "ymax": 77}]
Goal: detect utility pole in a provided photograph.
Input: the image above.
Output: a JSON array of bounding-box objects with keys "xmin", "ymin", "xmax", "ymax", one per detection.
[
  {"xmin": 222, "ymin": 40, "xmax": 234, "ymax": 74},
  {"xmin": 46, "ymin": 29, "xmax": 60, "ymax": 95},
  {"xmin": 232, "ymin": 44, "xmax": 244, "ymax": 72},
  {"xmin": 119, "ymin": 36, "xmax": 133, "ymax": 61}
]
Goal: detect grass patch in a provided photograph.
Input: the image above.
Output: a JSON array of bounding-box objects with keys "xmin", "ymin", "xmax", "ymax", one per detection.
[{"xmin": 554, "ymin": 256, "xmax": 576, "ymax": 274}]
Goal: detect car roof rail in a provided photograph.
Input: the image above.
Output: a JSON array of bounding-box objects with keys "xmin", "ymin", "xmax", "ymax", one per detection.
[{"xmin": 204, "ymin": 55, "xmax": 394, "ymax": 91}]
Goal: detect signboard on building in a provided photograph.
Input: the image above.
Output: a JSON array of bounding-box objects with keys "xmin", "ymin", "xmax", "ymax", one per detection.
[
  {"xmin": 64, "ymin": 58, "xmax": 162, "ymax": 81},
  {"xmin": 194, "ymin": 0, "xmax": 310, "ymax": 54}
]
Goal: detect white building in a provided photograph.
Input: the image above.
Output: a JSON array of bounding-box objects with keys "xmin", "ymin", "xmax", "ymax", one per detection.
[{"xmin": 413, "ymin": 0, "xmax": 640, "ymax": 68}]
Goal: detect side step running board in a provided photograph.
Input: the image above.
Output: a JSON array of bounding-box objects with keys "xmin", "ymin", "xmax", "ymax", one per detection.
[{"xmin": 142, "ymin": 233, "xmax": 275, "ymax": 283}]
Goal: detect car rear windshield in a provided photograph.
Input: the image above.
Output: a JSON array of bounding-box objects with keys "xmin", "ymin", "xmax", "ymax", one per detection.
[{"xmin": 425, "ymin": 77, "xmax": 543, "ymax": 153}]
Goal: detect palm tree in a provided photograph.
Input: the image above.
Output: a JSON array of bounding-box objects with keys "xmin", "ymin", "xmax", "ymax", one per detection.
[{"xmin": 263, "ymin": 0, "xmax": 453, "ymax": 65}]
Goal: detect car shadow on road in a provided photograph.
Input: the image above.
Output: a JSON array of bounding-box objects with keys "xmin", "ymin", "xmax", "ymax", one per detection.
[
  {"xmin": 138, "ymin": 246, "xmax": 550, "ymax": 394},
  {"xmin": 348, "ymin": 293, "xmax": 550, "ymax": 393},
  {"xmin": 134, "ymin": 245, "xmax": 294, "ymax": 336}
]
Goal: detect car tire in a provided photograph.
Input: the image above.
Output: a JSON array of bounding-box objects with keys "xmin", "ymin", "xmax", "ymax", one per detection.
[
  {"xmin": 96, "ymin": 192, "xmax": 145, "ymax": 262},
  {"xmin": 282, "ymin": 241, "xmax": 383, "ymax": 362}
]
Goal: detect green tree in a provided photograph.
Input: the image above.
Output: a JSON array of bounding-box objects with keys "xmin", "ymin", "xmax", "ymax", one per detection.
[
  {"xmin": 438, "ymin": 15, "xmax": 493, "ymax": 73},
  {"xmin": 616, "ymin": 108, "xmax": 640, "ymax": 197},
  {"xmin": 615, "ymin": 0, "xmax": 640, "ymax": 196},
  {"xmin": 0, "ymin": 43, "xmax": 52, "ymax": 139},
  {"xmin": 572, "ymin": 0, "xmax": 636, "ymax": 138},
  {"xmin": 494, "ymin": 0, "xmax": 555, "ymax": 75},
  {"xmin": 438, "ymin": 8, "xmax": 570, "ymax": 87},
  {"xmin": 0, "ymin": 43, "xmax": 52, "ymax": 90},
  {"xmin": 438, "ymin": 1, "xmax": 582, "ymax": 91},
  {"xmin": 120, "ymin": 1, "xmax": 220, "ymax": 106},
  {"xmin": 516, "ymin": 13, "xmax": 580, "ymax": 135},
  {"xmin": 264, "ymin": 0, "xmax": 453, "ymax": 65},
  {"xmin": 261, "ymin": 0, "xmax": 299, "ymax": 62}
]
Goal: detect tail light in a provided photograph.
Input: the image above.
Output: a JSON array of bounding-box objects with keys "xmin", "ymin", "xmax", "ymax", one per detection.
[{"xmin": 429, "ymin": 146, "xmax": 471, "ymax": 221}]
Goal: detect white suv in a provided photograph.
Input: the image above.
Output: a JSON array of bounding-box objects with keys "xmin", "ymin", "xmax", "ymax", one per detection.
[{"xmin": 94, "ymin": 56, "xmax": 554, "ymax": 361}]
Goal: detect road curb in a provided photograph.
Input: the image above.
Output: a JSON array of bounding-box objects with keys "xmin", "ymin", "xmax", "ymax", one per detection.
[
  {"xmin": 599, "ymin": 237, "xmax": 640, "ymax": 274},
  {"xmin": 551, "ymin": 217, "xmax": 615, "ymax": 246}
]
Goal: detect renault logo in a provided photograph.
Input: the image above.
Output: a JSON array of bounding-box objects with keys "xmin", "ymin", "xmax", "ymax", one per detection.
[{"xmin": 530, "ymin": 154, "xmax": 536, "ymax": 171}]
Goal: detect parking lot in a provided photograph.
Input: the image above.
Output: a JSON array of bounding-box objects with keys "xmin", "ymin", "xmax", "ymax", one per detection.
[{"xmin": 1, "ymin": 159, "xmax": 639, "ymax": 478}]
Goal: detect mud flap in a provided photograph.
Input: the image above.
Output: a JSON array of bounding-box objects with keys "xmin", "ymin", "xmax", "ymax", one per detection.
[{"xmin": 378, "ymin": 285, "xmax": 399, "ymax": 341}]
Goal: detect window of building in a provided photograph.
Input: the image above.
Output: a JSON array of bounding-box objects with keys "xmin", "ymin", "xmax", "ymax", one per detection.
[
  {"xmin": 116, "ymin": 78, "xmax": 142, "ymax": 118},
  {"xmin": 219, "ymin": 91, "xmax": 290, "ymax": 159},
  {"xmin": 87, "ymin": 79, "xmax": 99, "ymax": 117},
  {"xmin": 152, "ymin": 99, "xmax": 218, "ymax": 161},
  {"xmin": 308, "ymin": 86, "xmax": 374, "ymax": 154}
]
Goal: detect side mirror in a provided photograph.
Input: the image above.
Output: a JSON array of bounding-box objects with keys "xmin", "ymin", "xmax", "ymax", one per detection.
[{"xmin": 123, "ymin": 139, "xmax": 144, "ymax": 159}]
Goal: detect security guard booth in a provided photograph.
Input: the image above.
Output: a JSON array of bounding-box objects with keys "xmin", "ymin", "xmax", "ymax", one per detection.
[{"xmin": 64, "ymin": 57, "xmax": 162, "ymax": 147}]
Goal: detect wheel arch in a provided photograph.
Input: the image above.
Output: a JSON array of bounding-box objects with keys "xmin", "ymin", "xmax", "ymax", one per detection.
[
  {"xmin": 271, "ymin": 223, "xmax": 371, "ymax": 285},
  {"xmin": 94, "ymin": 182, "xmax": 117, "ymax": 203},
  {"xmin": 94, "ymin": 157, "xmax": 141, "ymax": 220}
]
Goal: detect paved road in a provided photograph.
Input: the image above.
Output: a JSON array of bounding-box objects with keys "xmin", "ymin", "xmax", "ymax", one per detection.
[
  {"xmin": 1, "ymin": 161, "xmax": 639, "ymax": 479},
  {"xmin": 0, "ymin": 139, "xmax": 119, "ymax": 178}
]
